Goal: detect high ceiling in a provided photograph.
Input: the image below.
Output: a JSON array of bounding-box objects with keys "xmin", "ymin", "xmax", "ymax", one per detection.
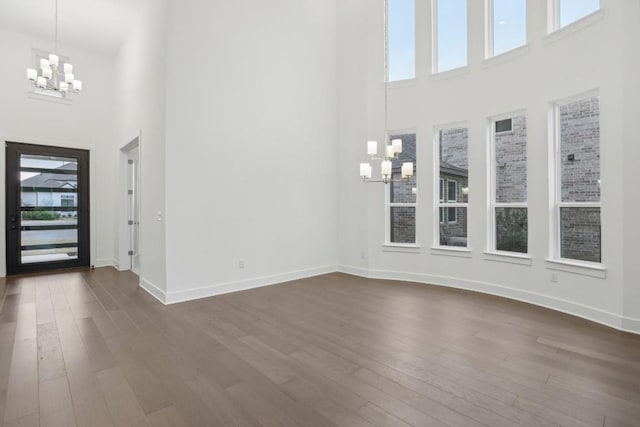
[{"xmin": 0, "ymin": 0, "xmax": 145, "ymax": 56}]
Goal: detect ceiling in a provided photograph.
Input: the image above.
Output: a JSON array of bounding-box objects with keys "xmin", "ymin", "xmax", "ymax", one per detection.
[{"xmin": 0, "ymin": 0, "xmax": 145, "ymax": 56}]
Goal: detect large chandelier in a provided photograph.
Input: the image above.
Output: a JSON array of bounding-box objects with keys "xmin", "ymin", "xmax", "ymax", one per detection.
[
  {"xmin": 26, "ymin": 0, "xmax": 82, "ymax": 97},
  {"xmin": 359, "ymin": 0, "xmax": 413, "ymax": 184}
]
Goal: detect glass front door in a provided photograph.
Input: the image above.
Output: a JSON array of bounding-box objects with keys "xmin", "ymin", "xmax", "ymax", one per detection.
[{"xmin": 5, "ymin": 142, "xmax": 90, "ymax": 274}]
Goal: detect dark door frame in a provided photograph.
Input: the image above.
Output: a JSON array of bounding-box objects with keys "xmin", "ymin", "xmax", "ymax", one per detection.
[{"xmin": 5, "ymin": 141, "xmax": 90, "ymax": 275}]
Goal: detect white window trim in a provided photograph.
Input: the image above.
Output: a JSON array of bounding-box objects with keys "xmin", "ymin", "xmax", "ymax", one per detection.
[
  {"xmin": 447, "ymin": 180, "xmax": 458, "ymax": 224},
  {"xmin": 431, "ymin": 0, "xmax": 468, "ymax": 75},
  {"xmin": 385, "ymin": 131, "xmax": 418, "ymax": 246},
  {"xmin": 487, "ymin": 110, "xmax": 529, "ymax": 256},
  {"xmin": 484, "ymin": 0, "xmax": 527, "ymax": 60},
  {"xmin": 439, "ymin": 178, "xmax": 445, "ymax": 224},
  {"xmin": 433, "ymin": 122, "xmax": 469, "ymax": 249},
  {"xmin": 548, "ymin": 90, "xmax": 603, "ymax": 268}
]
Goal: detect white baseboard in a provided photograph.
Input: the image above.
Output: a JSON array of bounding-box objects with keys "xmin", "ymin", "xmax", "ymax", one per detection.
[
  {"xmin": 622, "ymin": 316, "xmax": 640, "ymax": 334},
  {"xmin": 93, "ymin": 259, "xmax": 115, "ymax": 268},
  {"xmin": 135, "ymin": 261, "xmax": 639, "ymax": 335},
  {"xmin": 140, "ymin": 276, "xmax": 167, "ymax": 304},
  {"xmin": 337, "ymin": 264, "xmax": 640, "ymax": 336},
  {"xmin": 162, "ymin": 265, "xmax": 338, "ymax": 305}
]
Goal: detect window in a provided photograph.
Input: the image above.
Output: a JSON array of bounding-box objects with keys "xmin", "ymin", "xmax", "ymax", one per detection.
[
  {"xmin": 434, "ymin": 0, "xmax": 467, "ymax": 73},
  {"xmin": 436, "ymin": 126, "xmax": 468, "ymax": 247},
  {"xmin": 552, "ymin": 95, "xmax": 601, "ymax": 263},
  {"xmin": 388, "ymin": 133, "xmax": 417, "ymax": 244},
  {"xmin": 489, "ymin": 114, "xmax": 528, "ymax": 254},
  {"xmin": 388, "ymin": 0, "xmax": 415, "ymax": 81},
  {"xmin": 487, "ymin": 0, "xmax": 527, "ymax": 57},
  {"xmin": 60, "ymin": 194, "xmax": 75, "ymax": 207},
  {"xmin": 551, "ymin": 0, "xmax": 600, "ymax": 30},
  {"xmin": 495, "ymin": 118, "xmax": 512, "ymax": 133}
]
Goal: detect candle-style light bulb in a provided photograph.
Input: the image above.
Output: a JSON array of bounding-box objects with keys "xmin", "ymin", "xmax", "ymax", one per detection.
[
  {"xmin": 27, "ymin": 68, "xmax": 37, "ymax": 81},
  {"xmin": 385, "ymin": 145, "xmax": 394, "ymax": 159},
  {"xmin": 401, "ymin": 162, "xmax": 414, "ymax": 178},
  {"xmin": 360, "ymin": 163, "xmax": 372, "ymax": 179},
  {"xmin": 392, "ymin": 139, "xmax": 402, "ymax": 154},
  {"xmin": 367, "ymin": 141, "xmax": 377, "ymax": 156},
  {"xmin": 381, "ymin": 160, "xmax": 392, "ymax": 177}
]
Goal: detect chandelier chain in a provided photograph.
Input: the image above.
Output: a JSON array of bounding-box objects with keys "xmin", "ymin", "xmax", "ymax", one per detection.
[
  {"xmin": 384, "ymin": 0, "xmax": 389, "ymax": 134},
  {"xmin": 55, "ymin": 0, "xmax": 58, "ymax": 53}
]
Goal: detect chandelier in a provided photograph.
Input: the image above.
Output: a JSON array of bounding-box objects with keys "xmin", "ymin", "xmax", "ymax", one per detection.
[
  {"xmin": 359, "ymin": 0, "xmax": 413, "ymax": 184},
  {"xmin": 26, "ymin": 0, "xmax": 82, "ymax": 97}
]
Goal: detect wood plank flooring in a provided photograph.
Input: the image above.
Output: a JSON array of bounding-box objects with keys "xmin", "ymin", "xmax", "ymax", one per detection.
[{"xmin": 1, "ymin": 267, "xmax": 639, "ymax": 426}]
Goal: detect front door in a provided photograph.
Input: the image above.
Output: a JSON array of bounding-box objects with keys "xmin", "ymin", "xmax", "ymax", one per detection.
[{"xmin": 5, "ymin": 142, "xmax": 90, "ymax": 274}]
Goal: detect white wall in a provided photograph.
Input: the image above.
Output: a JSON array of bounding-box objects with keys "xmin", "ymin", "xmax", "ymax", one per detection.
[
  {"xmin": 622, "ymin": 0, "xmax": 640, "ymax": 330},
  {"xmin": 0, "ymin": 27, "xmax": 115, "ymax": 276},
  {"xmin": 113, "ymin": 0, "xmax": 168, "ymax": 294},
  {"xmin": 337, "ymin": 0, "xmax": 639, "ymax": 333},
  {"xmin": 163, "ymin": 0, "xmax": 338, "ymax": 302}
]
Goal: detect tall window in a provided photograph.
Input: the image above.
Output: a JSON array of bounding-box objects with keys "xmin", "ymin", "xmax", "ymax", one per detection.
[
  {"xmin": 489, "ymin": 115, "xmax": 528, "ymax": 254},
  {"xmin": 436, "ymin": 126, "xmax": 468, "ymax": 247},
  {"xmin": 551, "ymin": 0, "xmax": 600, "ymax": 30},
  {"xmin": 434, "ymin": 0, "xmax": 467, "ymax": 73},
  {"xmin": 388, "ymin": 0, "xmax": 415, "ymax": 81},
  {"xmin": 388, "ymin": 133, "xmax": 417, "ymax": 244},
  {"xmin": 552, "ymin": 95, "xmax": 601, "ymax": 263},
  {"xmin": 487, "ymin": 0, "xmax": 526, "ymax": 57}
]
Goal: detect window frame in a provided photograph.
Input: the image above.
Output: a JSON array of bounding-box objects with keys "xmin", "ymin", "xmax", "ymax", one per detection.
[
  {"xmin": 385, "ymin": 131, "xmax": 418, "ymax": 246},
  {"xmin": 487, "ymin": 110, "xmax": 529, "ymax": 255},
  {"xmin": 433, "ymin": 122, "xmax": 469, "ymax": 249},
  {"xmin": 549, "ymin": 90, "xmax": 602, "ymax": 266},
  {"xmin": 484, "ymin": 0, "xmax": 527, "ymax": 59}
]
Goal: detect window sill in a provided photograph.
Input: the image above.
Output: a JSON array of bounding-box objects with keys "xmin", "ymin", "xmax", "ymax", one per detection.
[
  {"xmin": 430, "ymin": 246, "xmax": 472, "ymax": 258},
  {"xmin": 382, "ymin": 244, "xmax": 421, "ymax": 254},
  {"xmin": 484, "ymin": 251, "xmax": 532, "ymax": 266},
  {"xmin": 545, "ymin": 259, "xmax": 607, "ymax": 279},
  {"xmin": 388, "ymin": 78, "xmax": 418, "ymax": 89},
  {"xmin": 544, "ymin": 9, "xmax": 605, "ymax": 46},
  {"xmin": 482, "ymin": 44, "xmax": 530, "ymax": 69},
  {"xmin": 430, "ymin": 65, "xmax": 470, "ymax": 81}
]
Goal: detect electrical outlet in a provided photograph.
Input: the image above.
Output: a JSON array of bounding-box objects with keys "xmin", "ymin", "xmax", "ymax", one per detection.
[
  {"xmin": 550, "ymin": 272, "xmax": 558, "ymax": 283},
  {"xmin": 239, "ymin": 260, "xmax": 245, "ymax": 269}
]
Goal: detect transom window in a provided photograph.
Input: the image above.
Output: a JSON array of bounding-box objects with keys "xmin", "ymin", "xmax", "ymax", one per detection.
[
  {"xmin": 433, "ymin": 0, "xmax": 468, "ymax": 73},
  {"xmin": 486, "ymin": 0, "xmax": 527, "ymax": 57},
  {"xmin": 550, "ymin": 0, "xmax": 600, "ymax": 31},
  {"xmin": 388, "ymin": 0, "xmax": 416, "ymax": 81}
]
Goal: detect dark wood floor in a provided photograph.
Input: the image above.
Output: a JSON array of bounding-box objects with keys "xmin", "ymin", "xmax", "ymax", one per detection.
[{"xmin": 1, "ymin": 268, "xmax": 639, "ymax": 426}]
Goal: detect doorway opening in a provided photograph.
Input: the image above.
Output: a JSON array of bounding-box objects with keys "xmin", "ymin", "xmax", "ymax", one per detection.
[{"xmin": 5, "ymin": 142, "xmax": 90, "ymax": 274}]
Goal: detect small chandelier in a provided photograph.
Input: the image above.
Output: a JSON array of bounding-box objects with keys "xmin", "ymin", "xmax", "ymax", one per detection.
[
  {"xmin": 26, "ymin": 0, "xmax": 82, "ymax": 97},
  {"xmin": 358, "ymin": 0, "xmax": 413, "ymax": 184}
]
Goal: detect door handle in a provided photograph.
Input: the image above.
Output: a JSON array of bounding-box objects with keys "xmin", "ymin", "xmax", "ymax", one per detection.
[{"xmin": 9, "ymin": 215, "xmax": 16, "ymax": 223}]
